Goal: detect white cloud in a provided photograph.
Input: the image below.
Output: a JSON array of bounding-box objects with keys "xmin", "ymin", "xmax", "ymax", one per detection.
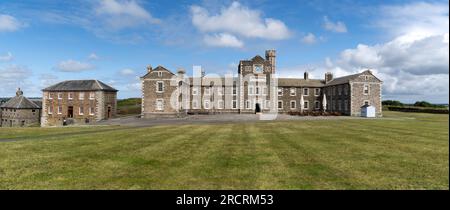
[
  {"xmin": 301, "ymin": 33, "xmax": 317, "ymax": 44},
  {"xmin": 204, "ymin": 33, "xmax": 244, "ymax": 48},
  {"xmin": 191, "ymin": 1, "xmax": 291, "ymax": 40},
  {"xmin": 120, "ymin": 68, "xmax": 135, "ymax": 76},
  {"xmin": 55, "ymin": 59, "xmax": 95, "ymax": 72},
  {"xmin": 0, "ymin": 52, "xmax": 13, "ymax": 61},
  {"xmin": 0, "ymin": 65, "xmax": 31, "ymax": 96},
  {"xmin": 95, "ymin": 0, "xmax": 160, "ymax": 30},
  {"xmin": 323, "ymin": 16, "xmax": 347, "ymax": 33},
  {"xmin": 88, "ymin": 53, "xmax": 99, "ymax": 60},
  {"xmin": 0, "ymin": 14, "xmax": 23, "ymax": 32},
  {"xmin": 377, "ymin": 2, "xmax": 449, "ymax": 42}
]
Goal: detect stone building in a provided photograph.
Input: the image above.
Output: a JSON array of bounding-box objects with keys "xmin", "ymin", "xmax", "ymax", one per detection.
[
  {"xmin": 0, "ymin": 88, "xmax": 41, "ymax": 127},
  {"xmin": 41, "ymin": 80, "xmax": 118, "ymax": 127},
  {"xmin": 141, "ymin": 50, "xmax": 382, "ymax": 118}
]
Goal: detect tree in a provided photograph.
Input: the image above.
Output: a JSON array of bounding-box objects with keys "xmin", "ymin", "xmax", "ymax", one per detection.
[{"xmin": 382, "ymin": 100, "xmax": 403, "ymax": 106}]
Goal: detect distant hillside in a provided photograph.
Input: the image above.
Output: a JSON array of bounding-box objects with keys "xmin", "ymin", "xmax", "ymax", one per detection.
[{"xmin": 117, "ymin": 98, "xmax": 141, "ymax": 116}]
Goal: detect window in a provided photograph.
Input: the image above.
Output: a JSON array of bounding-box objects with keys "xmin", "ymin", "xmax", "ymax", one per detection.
[
  {"xmin": 265, "ymin": 100, "xmax": 270, "ymax": 109},
  {"xmin": 344, "ymin": 100, "xmax": 348, "ymax": 111},
  {"xmin": 218, "ymin": 87, "xmax": 224, "ymax": 95},
  {"xmin": 90, "ymin": 107, "xmax": 95, "ymax": 115},
  {"xmin": 338, "ymin": 86, "xmax": 342, "ymax": 95},
  {"xmin": 89, "ymin": 92, "xmax": 95, "ymax": 100},
  {"xmin": 48, "ymin": 105, "xmax": 53, "ymax": 114},
  {"xmin": 315, "ymin": 101, "xmax": 320, "ymax": 110},
  {"xmin": 246, "ymin": 100, "xmax": 251, "ymax": 109},
  {"xmin": 364, "ymin": 100, "xmax": 370, "ymax": 106},
  {"xmin": 248, "ymin": 86, "xmax": 254, "ymax": 95},
  {"xmin": 278, "ymin": 101, "xmax": 283, "ymax": 109},
  {"xmin": 290, "ymin": 100, "xmax": 296, "ymax": 109},
  {"xmin": 262, "ymin": 87, "xmax": 267, "ymax": 95},
  {"xmin": 364, "ymin": 75, "xmax": 369, "ymax": 80},
  {"xmin": 363, "ymin": 84, "xmax": 369, "ymax": 95},
  {"xmin": 304, "ymin": 101, "xmax": 309, "ymax": 110},
  {"xmin": 232, "ymin": 100, "xmax": 237, "ymax": 109},
  {"xmin": 79, "ymin": 106, "xmax": 84, "ymax": 115},
  {"xmin": 48, "ymin": 92, "xmax": 53, "ymax": 100},
  {"xmin": 156, "ymin": 81, "xmax": 164, "ymax": 93},
  {"xmin": 232, "ymin": 87, "xmax": 237, "ymax": 95},
  {"xmin": 79, "ymin": 92, "xmax": 85, "ymax": 100},
  {"xmin": 68, "ymin": 93, "xmax": 73, "ymax": 100},
  {"xmin": 278, "ymin": 88, "xmax": 283, "ymax": 96},
  {"xmin": 204, "ymin": 100, "xmax": 210, "ymax": 109},
  {"xmin": 290, "ymin": 88, "xmax": 296, "ymax": 96},
  {"xmin": 157, "ymin": 72, "xmax": 163, "ymax": 77},
  {"xmin": 218, "ymin": 100, "xmax": 224, "ymax": 109},
  {"xmin": 58, "ymin": 93, "xmax": 63, "ymax": 100},
  {"xmin": 338, "ymin": 100, "xmax": 342, "ymax": 111},
  {"xmin": 192, "ymin": 87, "xmax": 199, "ymax": 95},
  {"xmin": 303, "ymin": 88, "xmax": 309, "ymax": 96},
  {"xmin": 58, "ymin": 105, "xmax": 62, "ymax": 114},
  {"xmin": 156, "ymin": 99, "xmax": 164, "ymax": 111},
  {"xmin": 192, "ymin": 100, "xmax": 199, "ymax": 109},
  {"xmin": 315, "ymin": 88, "xmax": 320, "ymax": 96},
  {"xmin": 204, "ymin": 87, "xmax": 211, "ymax": 95},
  {"xmin": 254, "ymin": 65, "xmax": 263, "ymax": 73},
  {"xmin": 255, "ymin": 87, "xmax": 260, "ymax": 95}
]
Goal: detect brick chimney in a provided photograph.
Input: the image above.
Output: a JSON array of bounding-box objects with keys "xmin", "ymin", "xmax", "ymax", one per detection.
[{"xmin": 147, "ymin": 65, "xmax": 153, "ymax": 73}]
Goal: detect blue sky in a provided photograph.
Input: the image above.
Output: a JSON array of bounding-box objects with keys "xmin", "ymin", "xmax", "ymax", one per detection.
[{"xmin": 0, "ymin": 0, "xmax": 448, "ymax": 103}]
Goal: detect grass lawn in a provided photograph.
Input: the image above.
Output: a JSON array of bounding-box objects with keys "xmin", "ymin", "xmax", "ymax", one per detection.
[{"xmin": 0, "ymin": 111, "xmax": 448, "ymax": 189}]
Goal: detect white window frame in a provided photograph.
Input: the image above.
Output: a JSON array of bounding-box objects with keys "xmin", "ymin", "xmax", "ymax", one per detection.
[
  {"xmin": 290, "ymin": 100, "xmax": 297, "ymax": 110},
  {"xmin": 57, "ymin": 105, "xmax": 62, "ymax": 114},
  {"xmin": 89, "ymin": 92, "xmax": 95, "ymax": 100},
  {"xmin": 157, "ymin": 72, "xmax": 163, "ymax": 77},
  {"xmin": 315, "ymin": 88, "xmax": 320, "ymax": 96},
  {"xmin": 156, "ymin": 81, "xmax": 164, "ymax": 93},
  {"xmin": 255, "ymin": 87, "xmax": 260, "ymax": 95},
  {"xmin": 79, "ymin": 106, "xmax": 84, "ymax": 115},
  {"xmin": 290, "ymin": 88, "xmax": 296, "ymax": 96},
  {"xmin": 79, "ymin": 92, "xmax": 84, "ymax": 100},
  {"xmin": 304, "ymin": 101, "xmax": 309, "ymax": 110},
  {"xmin": 363, "ymin": 84, "xmax": 370, "ymax": 95},
  {"xmin": 248, "ymin": 86, "xmax": 254, "ymax": 95},
  {"xmin": 89, "ymin": 107, "xmax": 95, "ymax": 115},
  {"xmin": 48, "ymin": 92, "xmax": 53, "ymax": 100},
  {"xmin": 303, "ymin": 88, "xmax": 309, "ymax": 96},
  {"xmin": 204, "ymin": 100, "xmax": 210, "ymax": 109},
  {"xmin": 68, "ymin": 92, "xmax": 73, "ymax": 100},
  {"xmin": 48, "ymin": 105, "xmax": 53, "ymax": 114},
  {"xmin": 278, "ymin": 101, "xmax": 283, "ymax": 109},
  {"xmin": 315, "ymin": 101, "xmax": 320, "ymax": 110},
  {"xmin": 232, "ymin": 100, "xmax": 237, "ymax": 109},
  {"xmin": 232, "ymin": 87, "xmax": 237, "ymax": 95},
  {"xmin": 156, "ymin": 99, "xmax": 164, "ymax": 111},
  {"xmin": 58, "ymin": 93, "xmax": 63, "ymax": 100},
  {"xmin": 278, "ymin": 88, "xmax": 283, "ymax": 96}
]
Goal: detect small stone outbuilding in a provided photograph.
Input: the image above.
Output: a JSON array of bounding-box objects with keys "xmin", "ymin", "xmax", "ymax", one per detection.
[{"xmin": 0, "ymin": 88, "xmax": 41, "ymax": 127}]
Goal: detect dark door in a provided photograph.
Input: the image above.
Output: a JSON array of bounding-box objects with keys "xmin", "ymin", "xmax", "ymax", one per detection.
[
  {"xmin": 68, "ymin": 106, "xmax": 74, "ymax": 118},
  {"xmin": 107, "ymin": 106, "xmax": 112, "ymax": 119},
  {"xmin": 255, "ymin": 103, "xmax": 261, "ymax": 113}
]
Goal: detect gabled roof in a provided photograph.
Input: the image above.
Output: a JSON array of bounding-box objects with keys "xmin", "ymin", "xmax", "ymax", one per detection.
[
  {"xmin": 251, "ymin": 55, "xmax": 266, "ymax": 62},
  {"xmin": 141, "ymin": 65, "xmax": 175, "ymax": 78},
  {"xmin": 325, "ymin": 70, "xmax": 382, "ymax": 86},
  {"xmin": 278, "ymin": 78, "xmax": 325, "ymax": 87},
  {"xmin": 1, "ymin": 95, "xmax": 41, "ymax": 109},
  {"xmin": 42, "ymin": 80, "xmax": 118, "ymax": 92}
]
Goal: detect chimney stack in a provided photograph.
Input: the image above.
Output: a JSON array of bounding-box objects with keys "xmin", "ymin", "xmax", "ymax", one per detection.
[
  {"xmin": 147, "ymin": 65, "xmax": 153, "ymax": 73},
  {"xmin": 325, "ymin": 72, "xmax": 333, "ymax": 83},
  {"xmin": 304, "ymin": 72, "xmax": 309, "ymax": 80},
  {"xmin": 177, "ymin": 68, "xmax": 186, "ymax": 76}
]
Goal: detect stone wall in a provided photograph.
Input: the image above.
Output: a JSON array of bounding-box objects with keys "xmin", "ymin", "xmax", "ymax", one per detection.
[{"xmin": 1, "ymin": 108, "xmax": 40, "ymax": 127}]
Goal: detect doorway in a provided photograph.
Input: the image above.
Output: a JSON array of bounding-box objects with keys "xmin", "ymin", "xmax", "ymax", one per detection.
[
  {"xmin": 107, "ymin": 106, "xmax": 112, "ymax": 119},
  {"xmin": 255, "ymin": 103, "xmax": 261, "ymax": 113},
  {"xmin": 68, "ymin": 106, "xmax": 74, "ymax": 118}
]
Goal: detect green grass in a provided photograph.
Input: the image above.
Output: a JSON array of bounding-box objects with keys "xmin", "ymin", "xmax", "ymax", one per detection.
[
  {"xmin": 0, "ymin": 111, "xmax": 448, "ymax": 189},
  {"xmin": 117, "ymin": 98, "xmax": 141, "ymax": 116}
]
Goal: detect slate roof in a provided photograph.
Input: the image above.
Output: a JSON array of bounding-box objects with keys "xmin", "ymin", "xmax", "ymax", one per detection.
[
  {"xmin": 42, "ymin": 80, "xmax": 118, "ymax": 92},
  {"xmin": 141, "ymin": 65, "xmax": 175, "ymax": 78},
  {"xmin": 278, "ymin": 78, "xmax": 325, "ymax": 87},
  {"xmin": 0, "ymin": 95, "xmax": 41, "ymax": 109},
  {"xmin": 324, "ymin": 73, "xmax": 361, "ymax": 86}
]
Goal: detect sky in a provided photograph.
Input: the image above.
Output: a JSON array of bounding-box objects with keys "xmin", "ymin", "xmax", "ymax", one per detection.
[{"xmin": 0, "ymin": 0, "xmax": 448, "ymax": 103}]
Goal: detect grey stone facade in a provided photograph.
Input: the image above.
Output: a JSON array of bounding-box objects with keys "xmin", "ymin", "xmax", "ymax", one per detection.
[
  {"xmin": 141, "ymin": 50, "xmax": 383, "ymax": 118},
  {"xmin": 0, "ymin": 88, "xmax": 41, "ymax": 127}
]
